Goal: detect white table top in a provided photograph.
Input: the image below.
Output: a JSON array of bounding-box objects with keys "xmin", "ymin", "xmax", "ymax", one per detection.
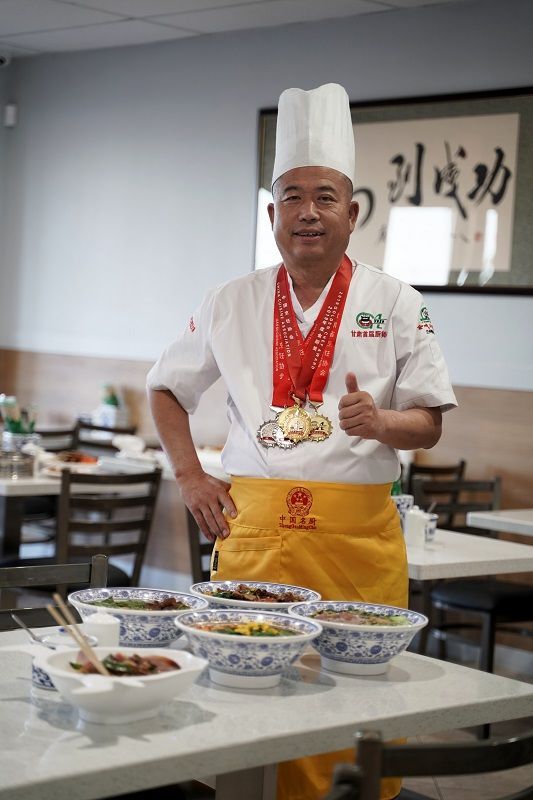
[
  {"xmin": 467, "ymin": 509, "xmax": 533, "ymax": 537},
  {"xmin": 1, "ymin": 628, "xmax": 533, "ymax": 800},
  {"xmin": 406, "ymin": 528, "xmax": 533, "ymax": 580},
  {"xmin": 0, "ymin": 448, "xmax": 228, "ymax": 496}
]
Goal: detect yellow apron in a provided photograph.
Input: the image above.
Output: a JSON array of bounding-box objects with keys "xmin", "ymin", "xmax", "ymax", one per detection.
[{"xmin": 212, "ymin": 477, "xmax": 408, "ymax": 800}]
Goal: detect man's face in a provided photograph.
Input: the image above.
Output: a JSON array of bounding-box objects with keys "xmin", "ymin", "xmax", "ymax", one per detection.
[{"xmin": 267, "ymin": 167, "xmax": 359, "ymax": 267}]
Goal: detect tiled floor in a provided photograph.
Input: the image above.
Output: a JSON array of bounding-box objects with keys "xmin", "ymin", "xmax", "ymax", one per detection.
[{"xmin": 400, "ymin": 686, "xmax": 533, "ymax": 799}]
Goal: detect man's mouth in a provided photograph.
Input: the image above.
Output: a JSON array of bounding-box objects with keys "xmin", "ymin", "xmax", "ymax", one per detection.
[{"xmin": 294, "ymin": 231, "xmax": 324, "ymax": 238}]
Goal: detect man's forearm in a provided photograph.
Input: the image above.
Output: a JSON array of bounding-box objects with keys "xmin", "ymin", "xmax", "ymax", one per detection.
[
  {"xmin": 147, "ymin": 388, "xmax": 202, "ymax": 480},
  {"xmin": 376, "ymin": 406, "xmax": 442, "ymax": 450}
]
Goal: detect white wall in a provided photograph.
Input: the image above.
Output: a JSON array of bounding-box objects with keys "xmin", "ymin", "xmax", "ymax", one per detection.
[{"xmin": 0, "ymin": 0, "xmax": 532, "ymax": 390}]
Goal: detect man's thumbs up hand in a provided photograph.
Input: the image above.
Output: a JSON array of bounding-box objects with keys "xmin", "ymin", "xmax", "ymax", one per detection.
[
  {"xmin": 339, "ymin": 372, "xmax": 383, "ymax": 440},
  {"xmin": 344, "ymin": 372, "xmax": 359, "ymax": 394}
]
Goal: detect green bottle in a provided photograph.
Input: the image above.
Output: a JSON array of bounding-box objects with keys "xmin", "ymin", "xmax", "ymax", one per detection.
[{"xmin": 391, "ymin": 478, "xmax": 403, "ymax": 496}]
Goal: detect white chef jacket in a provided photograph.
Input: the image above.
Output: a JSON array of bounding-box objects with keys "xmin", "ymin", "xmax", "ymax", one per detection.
[{"xmin": 147, "ymin": 261, "xmax": 457, "ymax": 484}]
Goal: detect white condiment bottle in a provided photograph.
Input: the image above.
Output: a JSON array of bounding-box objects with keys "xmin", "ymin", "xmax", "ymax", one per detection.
[
  {"xmin": 404, "ymin": 505, "xmax": 428, "ymax": 547},
  {"xmin": 82, "ymin": 613, "xmax": 120, "ymax": 646}
]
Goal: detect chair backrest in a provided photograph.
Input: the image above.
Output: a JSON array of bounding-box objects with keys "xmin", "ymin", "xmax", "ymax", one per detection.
[
  {"xmin": 323, "ymin": 729, "xmax": 533, "ymax": 800},
  {"xmin": 186, "ymin": 508, "xmax": 213, "ymax": 583},
  {"xmin": 406, "ymin": 460, "xmax": 466, "ymax": 525},
  {"xmin": 0, "ymin": 554, "xmax": 108, "ymax": 631},
  {"xmin": 35, "ymin": 426, "xmax": 78, "ymax": 453},
  {"xmin": 73, "ymin": 419, "xmax": 137, "ymax": 453},
  {"xmin": 411, "ymin": 476, "xmax": 501, "ymax": 533},
  {"xmin": 55, "ymin": 468, "xmax": 162, "ymax": 587}
]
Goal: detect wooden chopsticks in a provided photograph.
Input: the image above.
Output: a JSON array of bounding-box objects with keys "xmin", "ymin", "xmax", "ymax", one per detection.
[{"xmin": 47, "ymin": 592, "xmax": 110, "ymax": 676}]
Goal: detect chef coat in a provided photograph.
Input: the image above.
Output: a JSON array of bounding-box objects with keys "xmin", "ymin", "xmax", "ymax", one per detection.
[{"xmin": 147, "ymin": 261, "xmax": 457, "ymax": 484}]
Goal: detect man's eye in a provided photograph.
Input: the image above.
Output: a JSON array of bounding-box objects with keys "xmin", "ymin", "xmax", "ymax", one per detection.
[
  {"xmin": 282, "ymin": 195, "xmax": 299, "ymax": 202},
  {"xmin": 319, "ymin": 195, "xmax": 335, "ymax": 202}
]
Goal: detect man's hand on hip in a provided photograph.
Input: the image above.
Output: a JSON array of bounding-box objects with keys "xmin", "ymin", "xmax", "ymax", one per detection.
[
  {"xmin": 178, "ymin": 470, "xmax": 237, "ymax": 542},
  {"xmin": 338, "ymin": 372, "xmax": 385, "ymax": 440}
]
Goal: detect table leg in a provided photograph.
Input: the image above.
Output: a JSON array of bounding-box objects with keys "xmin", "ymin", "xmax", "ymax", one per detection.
[
  {"xmin": 408, "ymin": 579, "xmax": 435, "ymax": 655},
  {"xmin": 215, "ymin": 764, "xmax": 277, "ymax": 800},
  {"xmin": 0, "ymin": 496, "xmax": 24, "ymax": 556}
]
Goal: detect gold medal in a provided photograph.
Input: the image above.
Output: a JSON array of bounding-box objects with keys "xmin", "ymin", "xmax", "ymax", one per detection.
[
  {"xmin": 278, "ymin": 400, "xmax": 311, "ymax": 443},
  {"xmin": 308, "ymin": 412, "xmax": 333, "ymax": 442}
]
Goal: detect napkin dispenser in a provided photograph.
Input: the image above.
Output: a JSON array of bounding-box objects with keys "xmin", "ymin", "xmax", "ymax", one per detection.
[{"xmin": 404, "ymin": 506, "xmax": 429, "ymax": 547}]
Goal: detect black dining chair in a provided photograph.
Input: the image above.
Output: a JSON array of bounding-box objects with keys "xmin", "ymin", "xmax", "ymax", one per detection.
[
  {"xmin": 186, "ymin": 508, "xmax": 213, "ymax": 583},
  {"xmin": 406, "ymin": 459, "xmax": 466, "ymax": 527},
  {"xmin": 0, "ymin": 468, "xmax": 162, "ymax": 595},
  {"xmin": 323, "ymin": 729, "xmax": 533, "ymax": 800},
  {"xmin": 0, "ymin": 554, "xmax": 108, "ymax": 630},
  {"xmin": 73, "ymin": 419, "xmax": 137, "ymax": 454},
  {"xmin": 412, "ymin": 476, "xmax": 532, "ymax": 670},
  {"xmin": 20, "ymin": 425, "xmax": 80, "ymax": 546}
]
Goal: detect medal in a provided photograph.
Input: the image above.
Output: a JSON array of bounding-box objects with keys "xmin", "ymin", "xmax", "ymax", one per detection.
[
  {"xmin": 257, "ymin": 420, "xmax": 282, "ymax": 448},
  {"xmin": 308, "ymin": 404, "xmax": 333, "ymax": 442},
  {"xmin": 279, "ymin": 403, "xmax": 311, "ymax": 443},
  {"xmin": 262, "ymin": 255, "xmax": 353, "ymax": 450},
  {"xmin": 257, "ymin": 416, "xmax": 297, "ymax": 449}
]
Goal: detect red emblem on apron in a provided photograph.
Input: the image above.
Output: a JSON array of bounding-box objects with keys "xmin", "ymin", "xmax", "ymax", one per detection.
[{"xmin": 286, "ymin": 487, "xmax": 313, "ymax": 516}]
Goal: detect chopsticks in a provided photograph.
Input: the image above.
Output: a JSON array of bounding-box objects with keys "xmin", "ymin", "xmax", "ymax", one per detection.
[{"xmin": 47, "ymin": 593, "xmax": 110, "ymax": 676}]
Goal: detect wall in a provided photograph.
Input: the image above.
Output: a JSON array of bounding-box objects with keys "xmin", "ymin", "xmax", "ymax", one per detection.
[
  {"xmin": 0, "ymin": 0, "xmax": 532, "ymax": 390},
  {"xmin": 0, "ymin": 69, "xmax": 10, "ymax": 279}
]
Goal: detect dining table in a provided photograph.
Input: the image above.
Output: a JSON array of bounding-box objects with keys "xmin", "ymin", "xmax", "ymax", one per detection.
[
  {"xmin": 0, "ymin": 447, "xmax": 226, "ymax": 558},
  {"xmin": 1, "ymin": 626, "xmax": 533, "ymax": 800},
  {"xmin": 466, "ymin": 508, "xmax": 533, "ymax": 537}
]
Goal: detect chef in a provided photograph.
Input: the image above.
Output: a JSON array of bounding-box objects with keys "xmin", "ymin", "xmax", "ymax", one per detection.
[{"xmin": 147, "ymin": 82, "xmax": 457, "ymax": 800}]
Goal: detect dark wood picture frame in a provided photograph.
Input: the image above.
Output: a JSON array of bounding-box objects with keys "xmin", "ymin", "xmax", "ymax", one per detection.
[{"xmin": 256, "ymin": 86, "xmax": 533, "ymax": 295}]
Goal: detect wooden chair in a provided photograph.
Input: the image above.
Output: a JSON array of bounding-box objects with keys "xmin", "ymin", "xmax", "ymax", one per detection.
[
  {"xmin": 406, "ymin": 459, "xmax": 466, "ymax": 526},
  {"xmin": 413, "ymin": 477, "xmax": 533, "ymax": 690},
  {"xmin": 0, "ymin": 468, "xmax": 162, "ymax": 593},
  {"xmin": 186, "ymin": 508, "xmax": 213, "ymax": 583},
  {"xmin": 35, "ymin": 426, "xmax": 78, "ymax": 452},
  {"xmin": 0, "ymin": 554, "xmax": 108, "ymax": 630},
  {"xmin": 73, "ymin": 419, "xmax": 137, "ymax": 454},
  {"xmin": 323, "ymin": 729, "xmax": 533, "ymax": 800},
  {"xmin": 21, "ymin": 425, "xmax": 80, "ymax": 545},
  {"xmin": 412, "ymin": 475, "xmax": 501, "ymax": 533}
]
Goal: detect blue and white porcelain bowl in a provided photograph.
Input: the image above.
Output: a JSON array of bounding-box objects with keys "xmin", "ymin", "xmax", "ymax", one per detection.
[
  {"xmin": 288, "ymin": 601, "xmax": 428, "ymax": 675},
  {"xmin": 175, "ymin": 609, "xmax": 322, "ymax": 688},
  {"xmin": 68, "ymin": 588, "xmax": 209, "ymax": 648},
  {"xmin": 190, "ymin": 580, "xmax": 321, "ymax": 612}
]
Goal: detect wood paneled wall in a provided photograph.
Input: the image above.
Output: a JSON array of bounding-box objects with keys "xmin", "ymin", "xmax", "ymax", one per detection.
[
  {"xmin": 415, "ymin": 385, "xmax": 533, "ymax": 510},
  {"xmin": 2, "ymin": 348, "xmax": 532, "ymax": 508}
]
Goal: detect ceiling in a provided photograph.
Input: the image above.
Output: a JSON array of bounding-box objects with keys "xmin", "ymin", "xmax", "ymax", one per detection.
[{"xmin": 0, "ymin": 0, "xmax": 475, "ymax": 59}]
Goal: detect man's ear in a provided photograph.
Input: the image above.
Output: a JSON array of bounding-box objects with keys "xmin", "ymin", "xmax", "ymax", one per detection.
[
  {"xmin": 267, "ymin": 202, "xmax": 275, "ymax": 228},
  {"xmin": 349, "ymin": 201, "xmax": 359, "ymax": 232}
]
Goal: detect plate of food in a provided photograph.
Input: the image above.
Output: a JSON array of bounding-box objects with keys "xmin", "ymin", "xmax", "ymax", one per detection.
[
  {"xmin": 190, "ymin": 580, "xmax": 321, "ymax": 612},
  {"xmin": 41, "ymin": 450, "xmax": 99, "ymax": 476},
  {"xmin": 33, "ymin": 645, "xmax": 207, "ymax": 723},
  {"xmin": 68, "ymin": 588, "xmax": 209, "ymax": 647},
  {"xmin": 175, "ymin": 609, "xmax": 321, "ymax": 688},
  {"xmin": 288, "ymin": 600, "xmax": 428, "ymax": 675}
]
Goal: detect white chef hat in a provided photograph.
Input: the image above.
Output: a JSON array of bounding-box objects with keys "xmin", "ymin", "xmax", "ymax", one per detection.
[{"xmin": 271, "ymin": 83, "xmax": 355, "ymax": 189}]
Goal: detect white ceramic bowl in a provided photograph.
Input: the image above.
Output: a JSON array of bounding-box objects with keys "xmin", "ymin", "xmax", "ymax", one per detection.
[
  {"xmin": 68, "ymin": 588, "xmax": 209, "ymax": 647},
  {"xmin": 175, "ymin": 609, "xmax": 322, "ymax": 689},
  {"xmin": 190, "ymin": 580, "xmax": 321, "ymax": 612},
  {"xmin": 32, "ymin": 646, "xmax": 207, "ymax": 724},
  {"xmin": 288, "ymin": 601, "xmax": 428, "ymax": 675}
]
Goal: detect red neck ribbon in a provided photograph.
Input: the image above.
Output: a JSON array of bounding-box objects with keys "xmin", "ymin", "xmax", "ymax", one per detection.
[{"xmin": 272, "ymin": 255, "xmax": 352, "ymax": 407}]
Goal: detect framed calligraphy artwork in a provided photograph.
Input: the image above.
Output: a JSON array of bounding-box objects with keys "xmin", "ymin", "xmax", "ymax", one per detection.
[{"xmin": 255, "ymin": 87, "xmax": 533, "ymax": 294}]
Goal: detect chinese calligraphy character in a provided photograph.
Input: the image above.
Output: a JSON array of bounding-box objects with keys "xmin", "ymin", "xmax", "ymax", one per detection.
[
  {"xmin": 434, "ymin": 142, "xmax": 467, "ymax": 218},
  {"xmin": 467, "ymin": 147, "xmax": 512, "ymax": 205},
  {"xmin": 388, "ymin": 143, "xmax": 425, "ymax": 206}
]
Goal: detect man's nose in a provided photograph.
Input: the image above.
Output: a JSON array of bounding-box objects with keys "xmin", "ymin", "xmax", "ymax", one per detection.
[{"xmin": 298, "ymin": 200, "xmax": 319, "ymax": 221}]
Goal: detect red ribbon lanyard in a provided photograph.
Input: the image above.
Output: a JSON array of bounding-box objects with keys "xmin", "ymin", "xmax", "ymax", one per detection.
[{"xmin": 272, "ymin": 255, "xmax": 352, "ymax": 407}]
